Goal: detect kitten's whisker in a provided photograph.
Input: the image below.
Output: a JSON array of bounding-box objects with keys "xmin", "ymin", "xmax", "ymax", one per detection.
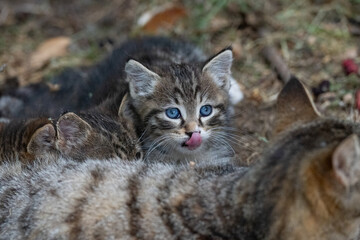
[
  {"xmin": 144, "ymin": 135, "xmax": 173, "ymax": 160},
  {"xmin": 210, "ymin": 136, "xmax": 235, "ymax": 155}
]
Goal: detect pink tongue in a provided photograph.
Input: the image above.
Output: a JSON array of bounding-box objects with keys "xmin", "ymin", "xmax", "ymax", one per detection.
[{"xmin": 185, "ymin": 132, "xmax": 202, "ymax": 150}]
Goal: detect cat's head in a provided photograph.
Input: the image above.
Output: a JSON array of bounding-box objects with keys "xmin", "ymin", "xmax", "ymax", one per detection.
[
  {"xmin": 124, "ymin": 48, "xmax": 233, "ymax": 159},
  {"xmin": 56, "ymin": 112, "xmax": 142, "ymax": 161},
  {"xmin": 267, "ymin": 77, "xmax": 360, "ymax": 239},
  {"xmin": 0, "ymin": 118, "xmax": 58, "ymax": 163}
]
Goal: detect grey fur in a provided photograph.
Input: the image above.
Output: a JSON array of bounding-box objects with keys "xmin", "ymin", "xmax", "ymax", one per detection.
[{"xmin": 1, "ymin": 119, "xmax": 360, "ymax": 239}]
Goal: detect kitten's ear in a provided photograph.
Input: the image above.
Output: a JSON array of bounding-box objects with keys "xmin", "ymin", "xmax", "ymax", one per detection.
[
  {"xmin": 27, "ymin": 123, "xmax": 56, "ymax": 154},
  {"xmin": 118, "ymin": 93, "xmax": 129, "ymax": 118},
  {"xmin": 202, "ymin": 48, "xmax": 233, "ymax": 91},
  {"xmin": 125, "ymin": 60, "xmax": 160, "ymax": 98},
  {"xmin": 332, "ymin": 134, "xmax": 360, "ymax": 187},
  {"xmin": 56, "ymin": 112, "xmax": 92, "ymax": 154},
  {"xmin": 274, "ymin": 76, "xmax": 320, "ymax": 135}
]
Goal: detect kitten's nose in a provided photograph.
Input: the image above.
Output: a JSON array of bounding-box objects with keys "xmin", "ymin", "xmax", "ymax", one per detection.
[
  {"xmin": 185, "ymin": 121, "xmax": 199, "ymax": 133},
  {"xmin": 184, "ymin": 131, "xmax": 202, "ymax": 150},
  {"xmin": 185, "ymin": 130, "xmax": 200, "ymax": 137}
]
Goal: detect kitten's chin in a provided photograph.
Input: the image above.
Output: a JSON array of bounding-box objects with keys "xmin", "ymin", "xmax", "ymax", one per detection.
[
  {"xmin": 177, "ymin": 143, "xmax": 204, "ymax": 154},
  {"xmin": 181, "ymin": 142, "xmax": 202, "ymax": 151}
]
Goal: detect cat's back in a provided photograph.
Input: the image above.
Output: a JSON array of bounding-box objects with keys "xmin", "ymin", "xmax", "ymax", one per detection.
[
  {"xmin": 112, "ymin": 36, "xmax": 206, "ymax": 69},
  {"xmin": 0, "ymin": 158, "xmax": 243, "ymax": 239}
]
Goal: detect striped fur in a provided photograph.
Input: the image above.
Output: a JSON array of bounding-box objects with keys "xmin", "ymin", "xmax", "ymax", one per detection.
[
  {"xmin": 1, "ymin": 78, "xmax": 360, "ymax": 239},
  {"xmin": 123, "ymin": 45, "xmax": 236, "ymax": 164},
  {"xmin": 56, "ymin": 111, "xmax": 142, "ymax": 161},
  {"xmin": 0, "ymin": 111, "xmax": 142, "ymax": 164},
  {"xmin": 0, "ymin": 117, "xmax": 57, "ymax": 164},
  {"xmin": 0, "ymin": 37, "xmax": 241, "ymax": 165},
  {"xmin": 1, "ymin": 118, "xmax": 360, "ymax": 239}
]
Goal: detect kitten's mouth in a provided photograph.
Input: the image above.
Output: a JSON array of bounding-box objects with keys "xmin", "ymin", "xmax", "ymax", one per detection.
[{"xmin": 182, "ymin": 132, "xmax": 202, "ymax": 150}]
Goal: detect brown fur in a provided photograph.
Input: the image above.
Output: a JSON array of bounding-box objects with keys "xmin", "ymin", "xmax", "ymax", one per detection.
[
  {"xmin": 1, "ymin": 78, "xmax": 360, "ymax": 239},
  {"xmin": 274, "ymin": 76, "xmax": 321, "ymax": 135},
  {"xmin": 0, "ymin": 110, "xmax": 142, "ymax": 163},
  {"xmin": 124, "ymin": 49, "xmax": 235, "ymax": 164}
]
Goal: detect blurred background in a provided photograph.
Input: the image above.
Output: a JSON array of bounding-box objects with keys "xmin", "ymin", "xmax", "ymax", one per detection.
[{"xmin": 0, "ymin": 0, "xmax": 359, "ymax": 162}]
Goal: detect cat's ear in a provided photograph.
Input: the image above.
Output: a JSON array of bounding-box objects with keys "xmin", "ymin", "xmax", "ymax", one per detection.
[
  {"xmin": 118, "ymin": 93, "xmax": 129, "ymax": 118},
  {"xmin": 27, "ymin": 123, "xmax": 56, "ymax": 154},
  {"xmin": 56, "ymin": 112, "xmax": 92, "ymax": 154},
  {"xmin": 202, "ymin": 48, "xmax": 233, "ymax": 91},
  {"xmin": 332, "ymin": 134, "xmax": 360, "ymax": 188},
  {"xmin": 274, "ymin": 76, "xmax": 320, "ymax": 135},
  {"xmin": 125, "ymin": 60, "xmax": 160, "ymax": 98}
]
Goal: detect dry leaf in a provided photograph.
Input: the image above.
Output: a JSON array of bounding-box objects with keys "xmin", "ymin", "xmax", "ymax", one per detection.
[
  {"xmin": 138, "ymin": 4, "xmax": 186, "ymax": 33},
  {"xmin": 29, "ymin": 36, "xmax": 71, "ymax": 71}
]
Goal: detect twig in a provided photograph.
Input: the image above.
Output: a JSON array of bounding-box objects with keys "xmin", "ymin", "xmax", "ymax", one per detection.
[{"xmin": 259, "ymin": 28, "xmax": 292, "ymax": 84}]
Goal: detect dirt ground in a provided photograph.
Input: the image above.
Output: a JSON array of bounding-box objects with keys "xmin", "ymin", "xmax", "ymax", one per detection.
[{"xmin": 0, "ymin": 0, "xmax": 359, "ymax": 164}]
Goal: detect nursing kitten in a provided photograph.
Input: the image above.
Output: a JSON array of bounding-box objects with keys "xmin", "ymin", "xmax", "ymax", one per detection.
[
  {"xmin": 57, "ymin": 110, "xmax": 142, "ymax": 161},
  {"xmin": 0, "ymin": 109, "xmax": 141, "ymax": 163},
  {"xmin": 1, "ymin": 78, "xmax": 360, "ymax": 240},
  {"xmin": 0, "ymin": 117, "xmax": 58, "ymax": 164},
  {"xmin": 123, "ymin": 46, "xmax": 237, "ymax": 164}
]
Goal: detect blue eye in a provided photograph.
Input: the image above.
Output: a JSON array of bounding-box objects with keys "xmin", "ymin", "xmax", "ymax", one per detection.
[
  {"xmin": 165, "ymin": 108, "xmax": 181, "ymax": 119},
  {"xmin": 200, "ymin": 105, "xmax": 212, "ymax": 117}
]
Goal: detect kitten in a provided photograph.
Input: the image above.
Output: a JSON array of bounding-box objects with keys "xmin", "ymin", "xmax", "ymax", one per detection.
[
  {"xmin": 1, "ymin": 78, "xmax": 360, "ymax": 239},
  {"xmin": 56, "ymin": 110, "xmax": 142, "ymax": 161},
  {"xmin": 0, "ymin": 37, "xmax": 242, "ymax": 118},
  {"xmin": 0, "ymin": 109, "xmax": 141, "ymax": 163},
  {"xmin": 123, "ymin": 47, "xmax": 237, "ymax": 164},
  {"xmin": 0, "ymin": 117, "xmax": 58, "ymax": 164},
  {"xmin": 0, "ymin": 37, "xmax": 241, "ymax": 164}
]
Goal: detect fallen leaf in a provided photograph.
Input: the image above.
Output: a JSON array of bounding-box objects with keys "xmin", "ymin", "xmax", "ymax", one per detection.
[
  {"xmin": 138, "ymin": 4, "xmax": 186, "ymax": 33},
  {"xmin": 29, "ymin": 36, "xmax": 71, "ymax": 71}
]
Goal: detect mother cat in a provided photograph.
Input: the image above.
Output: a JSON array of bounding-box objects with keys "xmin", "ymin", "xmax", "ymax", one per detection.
[{"xmin": 1, "ymin": 78, "xmax": 360, "ymax": 239}]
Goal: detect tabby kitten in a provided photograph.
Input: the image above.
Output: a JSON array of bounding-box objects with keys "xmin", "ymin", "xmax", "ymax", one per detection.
[
  {"xmin": 0, "ymin": 117, "xmax": 58, "ymax": 164},
  {"xmin": 56, "ymin": 110, "xmax": 142, "ymax": 161},
  {"xmin": 1, "ymin": 78, "xmax": 360, "ymax": 240},
  {"xmin": 0, "ymin": 37, "xmax": 242, "ymax": 118},
  {"xmin": 0, "ymin": 109, "xmax": 141, "ymax": 163},
  {"xmin": 123, "ymin": 47, "xmax": 237, "ymax": 164}
]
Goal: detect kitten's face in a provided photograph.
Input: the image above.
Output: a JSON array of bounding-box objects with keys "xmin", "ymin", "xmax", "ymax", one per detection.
[{"xmin": 126, "ymin": 49, "xmax": 233, "ymax": 159}]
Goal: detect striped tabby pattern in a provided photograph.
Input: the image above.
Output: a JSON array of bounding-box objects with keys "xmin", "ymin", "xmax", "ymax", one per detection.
[
  {"xmin": 0, "ymin": 110, "xmax": 142, "ymax": 164},
  {"xmin": 1, "ymin": 78, "xmax": 360, "ymax": 239},
  {"xmin": 0, "ymin": 117, "xmax": 57, "ymax": 164},
  {"xmin": 0, "ymin": 118, "xmax": 359, "ymax": 239},
  {"xmin": 124, "ymin": 44, "xmax": 237, "ymax": 164}
]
